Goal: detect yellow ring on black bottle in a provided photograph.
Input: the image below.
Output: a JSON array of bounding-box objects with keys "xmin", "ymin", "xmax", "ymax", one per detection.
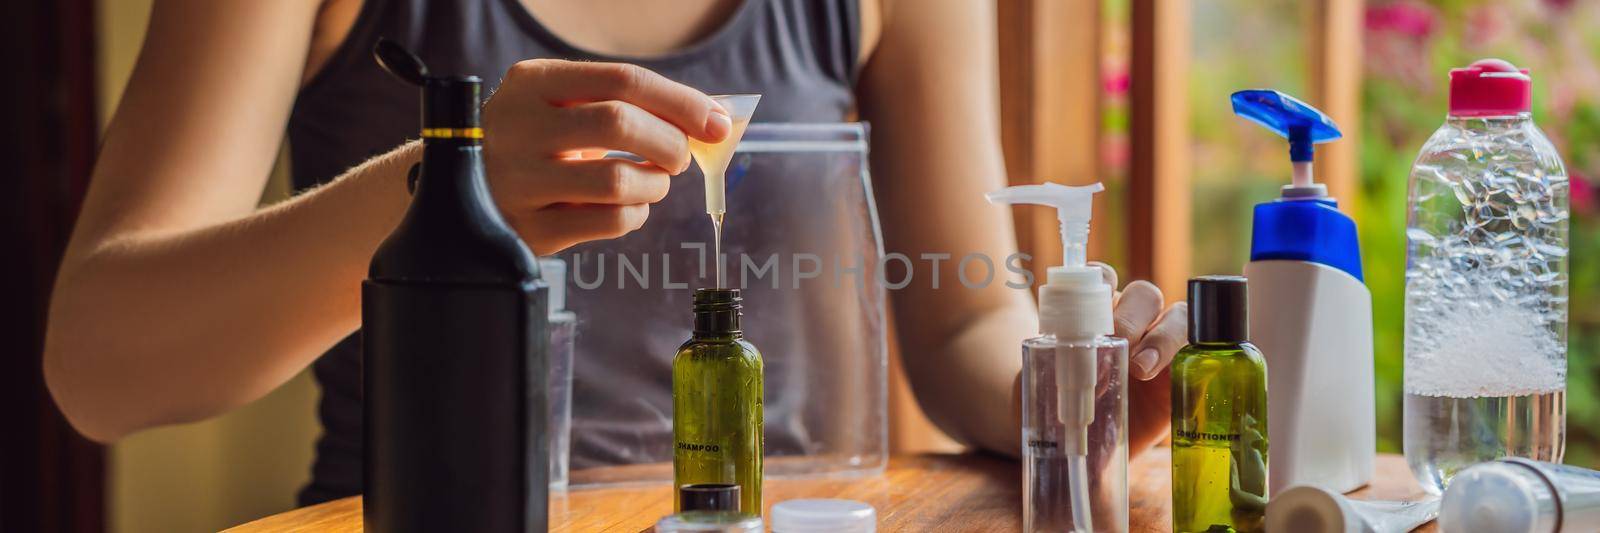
[{"xmin": 420, "ymin": 127, "xmax": 484, "ymax": 139}]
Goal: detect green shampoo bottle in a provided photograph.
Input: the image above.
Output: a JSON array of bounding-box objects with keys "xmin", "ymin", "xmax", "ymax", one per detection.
[
  {"xmin": 673, "ymin": 288, "xmax": 764, "ymax": 516},
  {"xmin": 1171, "ymin": 276, "xmax": 1268, "ymax": 533}
]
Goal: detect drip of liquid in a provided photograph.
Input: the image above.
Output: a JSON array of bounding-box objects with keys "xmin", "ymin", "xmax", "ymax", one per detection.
[{"xmin": 711, "ymin": 213, "xmax": 725, "ymax": 288}]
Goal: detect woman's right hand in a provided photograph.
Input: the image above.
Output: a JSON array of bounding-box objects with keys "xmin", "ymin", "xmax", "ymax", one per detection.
[{"xmin": 482, "ymin": 60, "xmax": 732, "ymax": 255}]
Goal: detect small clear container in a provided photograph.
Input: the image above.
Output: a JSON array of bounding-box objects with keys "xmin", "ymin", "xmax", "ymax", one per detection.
[
  {"xmin": 770, "ymin": 499, "xmax": 876, "ymax": 533},
  {"xmin": 1021, "ymin": 336, "xmax": 1129, "ymax": 532},
  {"xmin": 541, "ymin": 258, "xmax": 577, "ymax": 490},
  {"xmin": 655, "ymin": 511, "xmax": 764, "ymax": 533}
]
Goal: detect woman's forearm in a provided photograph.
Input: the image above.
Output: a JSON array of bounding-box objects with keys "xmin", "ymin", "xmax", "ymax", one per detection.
[
  {"xmin": 44, "ymin": 142, "xmax": 418, "ymax": 442},
  {"xmin": 900, "ymin": 302, "xmax": 1037, "ymax": 455}
]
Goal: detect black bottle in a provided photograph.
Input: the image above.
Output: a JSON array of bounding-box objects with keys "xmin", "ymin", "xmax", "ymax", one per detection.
[{"xmin": 363, "ymin": 39, "xmax": 549, "ymax": 532}]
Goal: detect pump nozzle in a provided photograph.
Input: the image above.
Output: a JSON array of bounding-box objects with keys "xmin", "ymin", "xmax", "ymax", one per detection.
[
  {"xmin": 1231, "ymin": 90, "xmax": 1342, "ymax": 198},
  {"xmin": 986, "ymin": 182, "xmax": 1104, "ymax": 281}
]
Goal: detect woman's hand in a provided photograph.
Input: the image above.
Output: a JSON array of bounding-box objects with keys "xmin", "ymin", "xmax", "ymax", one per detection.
[{"xmin": 482, "ymin": 60, "xmax": 731, "ymax": 255}]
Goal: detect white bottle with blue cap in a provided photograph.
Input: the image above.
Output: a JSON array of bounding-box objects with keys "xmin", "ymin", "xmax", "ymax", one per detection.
[{"xmin": 1233, "ymin": 90, "xmax": 1375, "ymax": 495}]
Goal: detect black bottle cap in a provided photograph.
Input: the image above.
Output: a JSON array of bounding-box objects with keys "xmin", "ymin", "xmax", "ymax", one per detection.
[
  {"xmin": 679, "ymin": 483, "xmax": 741, "ymax": 512},
  {"xmin": 422, "ymin": 76, "xmax": 482, "ymax": 130},
  {"xmin": 693, "ymin": 288, "xmax": 743, "ymax": 334},
  {"xmin": 373, "ymin": 38, "xmax": 483, "ymax": 133},
  {"xmin": 1188, "ymin": 275, "xmax": 1248, "ymax": 344}
]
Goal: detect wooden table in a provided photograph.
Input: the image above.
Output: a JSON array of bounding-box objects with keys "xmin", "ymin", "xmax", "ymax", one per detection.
[{"xmin": 228, "ymin": 450, "xmax": 1433, "ymax": 532}]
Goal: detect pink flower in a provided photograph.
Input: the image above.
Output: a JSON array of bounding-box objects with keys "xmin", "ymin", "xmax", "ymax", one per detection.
[
  {"xmin": 1545, "ymin": 0, "xmax": 1576, "ymax": 11},
  {"xmin": 1364, "ymin": 2, "xmax": 1439, "ymax": 90},
  {"xmin": 1365, "ymin": 2, "xmax": 1436, "ymax": 39},
  {"xmin": 1571, "ymin": 171, "xmax": 1595, "ymax": 215},
  {"xmin": 1103, "ymin": 68, "xmax": 1130, "ymax": 96}
]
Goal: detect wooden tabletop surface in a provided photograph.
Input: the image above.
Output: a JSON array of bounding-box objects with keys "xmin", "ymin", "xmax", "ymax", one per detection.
[{"xmin": 228, "ymin": 450, "xmax": 1433, "ymax": 532}]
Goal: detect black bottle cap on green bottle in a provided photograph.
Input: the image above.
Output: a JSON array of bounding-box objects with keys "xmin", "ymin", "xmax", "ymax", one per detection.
[
  {"xmin": 1188, "ymin": 275, "xmax": 1248, "ymax": 344},
  {"xmin": 693, "ymin": 288, "xmax": 743, "ymax": 334},
  {"xmin": 679, "ymin": 483, "xmax": 742, "ymax": 512}
]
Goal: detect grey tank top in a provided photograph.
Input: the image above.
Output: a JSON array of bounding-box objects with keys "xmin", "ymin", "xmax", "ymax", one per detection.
[{"xmin": 288, "ymin": 0, "xmax": 860, "ymax": 506}]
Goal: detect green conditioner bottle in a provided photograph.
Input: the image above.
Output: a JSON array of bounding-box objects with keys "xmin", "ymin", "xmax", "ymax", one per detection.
[{"xmin": 1171, "ymin": 276, "xmax": 1268, "ymax": 533}]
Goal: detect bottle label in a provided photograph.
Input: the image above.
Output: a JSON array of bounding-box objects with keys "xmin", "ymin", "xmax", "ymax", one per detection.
[
  {"xmin": 676, "ymin": 441, "xmax": 723, "ymax": 454},
  {"xmin": 1026, "ymin": 439, "xmax": 1060, "ymax": 451},
  {"xmin": 1173, "ymin": 429, "xmax": 1242, "ymax": 442}
]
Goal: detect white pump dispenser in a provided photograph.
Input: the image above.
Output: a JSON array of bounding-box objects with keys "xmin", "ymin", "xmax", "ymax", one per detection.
[
  {"xmin": 988, "ymin": 183, "xmax": 1114, "ymax": 432},
  {"xmin": 989, "ymin": 182, "xmax": 1120, "ymax": 532}
]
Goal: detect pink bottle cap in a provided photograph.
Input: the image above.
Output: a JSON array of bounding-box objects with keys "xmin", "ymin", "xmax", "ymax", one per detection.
[{"xmin": 1449, "ymin": 58, "xmax": 1531, "ymax": 117}]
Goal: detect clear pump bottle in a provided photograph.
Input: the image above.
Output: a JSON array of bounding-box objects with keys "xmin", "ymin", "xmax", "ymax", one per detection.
[{"xmin": 989, "ymin": 182, "xmax": 1128, "ymax": 533}]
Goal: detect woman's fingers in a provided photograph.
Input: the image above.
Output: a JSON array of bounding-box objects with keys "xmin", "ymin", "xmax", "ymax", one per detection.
[
  {"xmin": 480, "ymin": 59, "xmax": 727, "ymax": 254},
  {"xmin": 556, "ymin": 101, "xmax": 692, "ymax": 173},
  {"xmin": 1111, "ymin": 280, "xmax": 1164, "ymax": 348},
  {"xmin": 510, "ymin": 203, "xmax": 651, "ymax": 255},
  {"xmin": 525, "ymin": 159, "xmax": 671, "ymax": 207},
  {"xmin": 512, "ymin": 59, "xmax": 730, "ymax": 142},
  {"xmin": 1131, "ymin": 302, "xmax": 1188, "ymax": 381}
]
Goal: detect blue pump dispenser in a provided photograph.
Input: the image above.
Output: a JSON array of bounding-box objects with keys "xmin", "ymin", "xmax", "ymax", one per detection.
[
  {"xmin": 1232, "ymin": 90, "xmax": 1342, "ymax": 163},
  {"xmin": 1233, "ymin": 90, "xmax": 1363, "ymax": 281},
  {"xmin": 1234, "ymin": 89, "xmax": 1376, "ymax": 495}
]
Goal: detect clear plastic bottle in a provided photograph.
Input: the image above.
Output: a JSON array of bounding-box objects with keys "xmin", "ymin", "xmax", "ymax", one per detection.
[
  {"xmin": 1022, "ymin": 336, "xmax": 1129, "ymax": 533},
  {"xmin": 986, "ymin": 181, "xmax": 1127, "ymax": 533},
  {"xmin": 1404, "ymin": 59, "xmax": 1568, "ymax": 494}
]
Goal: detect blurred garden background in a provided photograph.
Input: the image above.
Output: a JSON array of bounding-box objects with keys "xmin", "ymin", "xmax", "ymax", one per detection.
[{"xmin": 1090, "ymin": 0, "xmax": 1599, "ymax": 466}]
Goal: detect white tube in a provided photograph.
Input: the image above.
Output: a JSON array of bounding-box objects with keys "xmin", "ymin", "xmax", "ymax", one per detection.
[
  {"xmin": 1059, "ymin": 342, "xmax": 1097, "ymax": 532},
  {"xmin": 1067, "ymin": 454, "xmax": 1093, "ymax": 533},
  {"xmin": 1292, "ymin": 161, "xmax": 1315, "ymax": 189},
  {"xmin": 1265, "ymin": 485, "xmax": 1439, "ymax": 533},
  {"xmin": 1440, "ymin": 458, "xmax": 1600, "ymax": 533}
]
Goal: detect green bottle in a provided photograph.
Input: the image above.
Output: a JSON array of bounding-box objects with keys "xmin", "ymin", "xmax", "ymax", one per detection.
[
  {"xmin": 673, "ymin": 288, "xmax": 763, "ymax": 516},
  {"xmin": 1171, "ymin": 276, "xmax": 1268, "ymax": 533}
]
